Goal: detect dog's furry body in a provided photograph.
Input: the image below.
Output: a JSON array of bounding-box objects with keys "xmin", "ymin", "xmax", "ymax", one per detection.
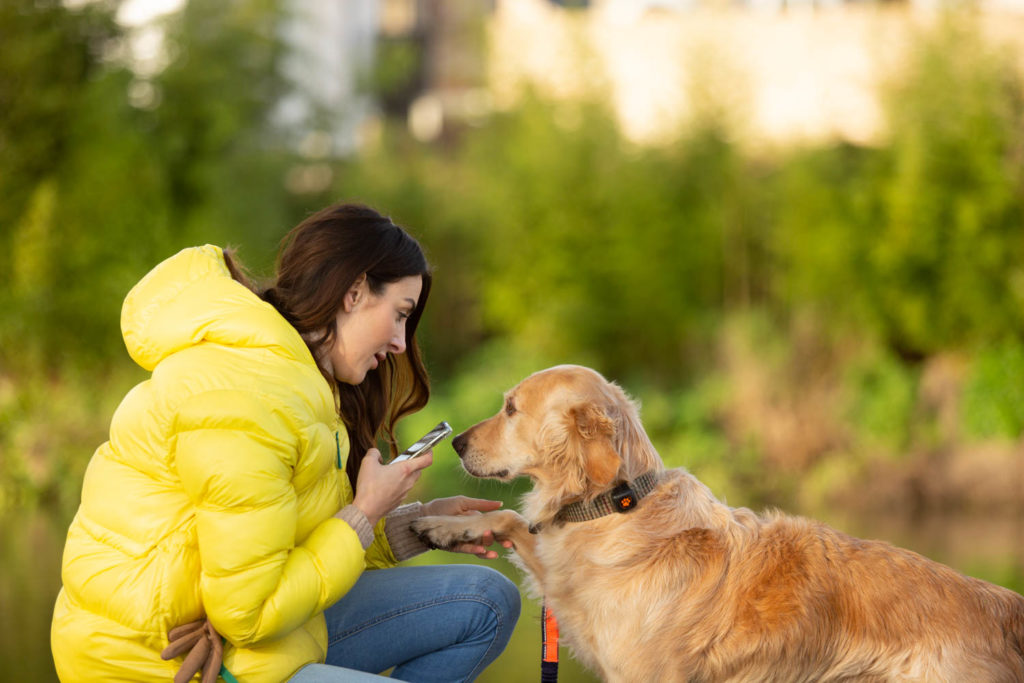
[{"xmin": 412, "ymin": 365, "xmax": 1024, "ymax": 682}]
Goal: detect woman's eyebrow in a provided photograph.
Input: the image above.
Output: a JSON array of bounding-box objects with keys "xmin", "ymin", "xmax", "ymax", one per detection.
[{"xmin": 402, "ymin": 297, "xmax": 417, "ymax": 310}]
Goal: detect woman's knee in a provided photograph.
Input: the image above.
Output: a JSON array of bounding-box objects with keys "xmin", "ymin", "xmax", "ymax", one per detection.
[
  {"xmin": 484, "ymin": 567, "xmax": 522, "ymax": 625},
  {"xmin": 457, "ymin": 565, "xmax": 522, "ymax": 628}
]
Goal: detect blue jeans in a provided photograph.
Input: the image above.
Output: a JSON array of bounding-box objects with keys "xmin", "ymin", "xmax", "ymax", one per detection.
[{"xmin": 289, "ymin": 564, "xmax": 520, "ymax": 682}]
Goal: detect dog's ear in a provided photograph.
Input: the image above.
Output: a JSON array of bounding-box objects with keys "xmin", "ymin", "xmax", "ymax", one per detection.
[{"xmin": 568, "ymin": 403, "xmax": 621, "ymax": 487}]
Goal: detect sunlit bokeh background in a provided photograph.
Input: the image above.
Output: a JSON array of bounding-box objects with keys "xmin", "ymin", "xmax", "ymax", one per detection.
[{"xmin": 3, "ymin": 0, "xmax": 1024, "ymax": 680}]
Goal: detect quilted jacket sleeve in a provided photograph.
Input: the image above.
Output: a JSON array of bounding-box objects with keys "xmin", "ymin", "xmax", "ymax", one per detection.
[
  {"xmin": 366, "ymin": 520, "xmax": 401, "ymax": 569},
  {"xmin": 174, "ymin": 390, "xmax": 366, "ymax": 647}
]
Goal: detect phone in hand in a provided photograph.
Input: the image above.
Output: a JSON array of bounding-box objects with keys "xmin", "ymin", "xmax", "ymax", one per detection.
[{"xmin": 390, "ymin": 421, "xmax": 453, "ymax": 464}]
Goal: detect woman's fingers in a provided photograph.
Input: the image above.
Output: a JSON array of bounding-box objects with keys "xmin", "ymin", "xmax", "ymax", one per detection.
[
  {"xmin": 451, "ymin": 542, "xmax": 499, "ymax": 559},
  {"xmin": 423, "ymin": 495, "xmax": 503, "ymax": 516},
  {"xmin": 353, "ymin": 448, "xmax": 433, "ymax": 523},
  {"xmin": 460, "ymin": 497, "xmax": 504, "ymax": 513},
  {"xmin": 443, "ymin": 530, "xmax": 515, "ymax": 559}
]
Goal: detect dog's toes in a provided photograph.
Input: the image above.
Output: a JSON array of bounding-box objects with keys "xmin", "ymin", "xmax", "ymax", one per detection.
[
  {"xmin": 410, "ymin": 517, "xmax": 445, "ymax": 549},
  {"xmin": 410, "ymin": 516, "xmax": 463, "ymax": 550},
  {"xmin": 410, "ymin": 516, "xmax": 486, "ymax": 550}
]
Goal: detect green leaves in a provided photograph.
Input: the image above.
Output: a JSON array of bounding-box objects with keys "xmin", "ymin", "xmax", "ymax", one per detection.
[
  {"xmin": 0, "ymin": 0, "xmax": 299, "ymax": 372},
  {"xmin": 6, "ymin": 3, "xmax": 1024, "ymax": 508}
]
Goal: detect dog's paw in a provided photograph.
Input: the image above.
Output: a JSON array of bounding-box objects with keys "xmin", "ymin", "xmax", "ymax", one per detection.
[{"xmin": 411, "ymin": 515, "xmax": 489, "ymax": 550}]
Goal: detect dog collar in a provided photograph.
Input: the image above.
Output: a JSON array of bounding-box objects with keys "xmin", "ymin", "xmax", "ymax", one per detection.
[{"xmin": 529, "ymin": 471, "xmax": 660, "ymax": 533}]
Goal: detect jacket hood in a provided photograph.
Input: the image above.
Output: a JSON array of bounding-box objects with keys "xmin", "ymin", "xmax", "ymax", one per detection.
[{"xmin": 121, "ymin": 245, "xmax": 311, "ymax": 371}]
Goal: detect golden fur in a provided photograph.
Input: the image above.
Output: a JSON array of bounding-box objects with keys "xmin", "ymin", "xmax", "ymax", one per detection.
[{"xmin": 412, "ymin": 365, "xmax": 1024, "ymax": 682}]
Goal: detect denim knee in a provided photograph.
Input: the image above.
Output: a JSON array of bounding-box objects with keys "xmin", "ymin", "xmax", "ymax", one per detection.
[
  {"xmin": 458, "ymin": 565, "xmax": 521, "ymax": 680},
  {"xmin": 484, "ymin": 566, "xmax": 522, "ymax": 625},
  {"xmin": 463, "ymin": 565, "xmax": 522, "ymax": 630}
]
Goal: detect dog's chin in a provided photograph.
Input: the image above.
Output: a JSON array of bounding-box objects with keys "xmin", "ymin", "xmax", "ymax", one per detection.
[{"xmin": 462, "ymin": 460, "xmax": 515, "ymax": 482}]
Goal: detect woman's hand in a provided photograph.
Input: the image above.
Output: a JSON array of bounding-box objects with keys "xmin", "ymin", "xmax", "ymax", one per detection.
[
  {"xmin": 422, "ymin": 496, "xmax": 514, "ymax": 560},
  {"xmin": 352, "ymin": 448, "xmax": 432, "ymax": 527}
]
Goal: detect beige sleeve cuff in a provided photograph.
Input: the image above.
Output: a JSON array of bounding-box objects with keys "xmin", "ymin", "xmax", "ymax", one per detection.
[
  {"xmin": 384, "ymin": 502, "xmax": 431, "ymax": 561},
  {"xmin": 337, "ymin": 504, "xmax": 375, "ymax": 550}
]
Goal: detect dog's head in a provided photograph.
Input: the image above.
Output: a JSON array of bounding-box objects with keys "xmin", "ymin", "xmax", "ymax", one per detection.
[{"xmin": 453, "ymin": 365, "xmax": 662, "ymax": 517}]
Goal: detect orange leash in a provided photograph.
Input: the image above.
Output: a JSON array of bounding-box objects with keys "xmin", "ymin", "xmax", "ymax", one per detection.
[{"xmin": 541, "ymin": 601, "xmax": 559, "ymax": 682}]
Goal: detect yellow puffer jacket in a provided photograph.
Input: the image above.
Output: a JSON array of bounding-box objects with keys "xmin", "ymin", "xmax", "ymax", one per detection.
[{"xmin": 52, "ymin": 245, "xmax": 398, "ymax": 682}]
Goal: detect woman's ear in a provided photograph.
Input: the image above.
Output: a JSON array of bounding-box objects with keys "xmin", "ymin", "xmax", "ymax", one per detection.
[
  {"xmin": 343, "ymin": 274, "xmax": 368, "ymax": 312},
  {"xmin": 568, "ymin": 403, "xmax": 620, "ymax": 487}
]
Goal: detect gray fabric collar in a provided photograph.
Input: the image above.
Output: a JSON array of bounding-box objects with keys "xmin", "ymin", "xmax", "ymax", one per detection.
[{"xmin": 528, "ymin": 471, "xmax": 660, "ymax": 533}]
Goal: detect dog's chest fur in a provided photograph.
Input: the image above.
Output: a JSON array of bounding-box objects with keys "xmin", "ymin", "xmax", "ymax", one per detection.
[
  {"xmin": 527, "ymin": 526, "xmax": 649, "ymax": 678},
  {"xmin": 522, "ymin": 475, "xmax": 725, "ymax": 679}
]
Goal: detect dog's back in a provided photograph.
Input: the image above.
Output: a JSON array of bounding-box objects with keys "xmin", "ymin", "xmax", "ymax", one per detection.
[
  {"xmin": 664, "ymin": 472, "xmax": 1024, "ymax": 681},
  {"xmin": 714, "ymin": 511, "xmax": 1024, "ymax": 681},
  {"xmin": 1004, "ymin": 600, "xmax": 1024, "ymax": 678}
]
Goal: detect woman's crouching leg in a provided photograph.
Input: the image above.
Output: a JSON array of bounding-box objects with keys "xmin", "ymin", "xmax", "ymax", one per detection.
[{"xmin": 321, "ymin": 564, "xmax": 521, "ymax": 683}]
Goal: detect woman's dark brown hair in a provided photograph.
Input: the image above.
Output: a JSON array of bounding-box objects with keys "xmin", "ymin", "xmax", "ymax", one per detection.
[{"xmin": 224, "ymin": 203, "xmax": 432, "ymax": 486}]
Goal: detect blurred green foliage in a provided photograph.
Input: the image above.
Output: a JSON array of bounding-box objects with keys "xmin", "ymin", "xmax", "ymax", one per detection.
[
  {"xmin": 962, "ymin": 342, "xmax": 1024, "ymax": 439},
  {"xmin": 774, "ymin": 18, "xmax": 1024, "ymax": 358},
  {"xmin": 841, "ymin": 346, "xmax": 918, "ymax": 457},
  {"xmin": 0, "ymin": 0, "xmax": 298, "ymax": 375},
  {"xmin": 2, "ymin": 3, "xmax": 1023, "ymax": 517},
  {"xmin": 4, "ymin": 5, "xmax": 1024, "ymax": 681}
]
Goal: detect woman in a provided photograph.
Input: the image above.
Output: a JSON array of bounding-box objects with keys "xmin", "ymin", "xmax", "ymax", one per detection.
[{"xmin": 51, "ymin": 203, "xmax": 519, "ymax": 682}]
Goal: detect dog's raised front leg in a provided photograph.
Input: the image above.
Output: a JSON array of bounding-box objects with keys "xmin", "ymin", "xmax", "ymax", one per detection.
[{"xmin": 410, "ymin": 510, "xmax": 544, "ymax": 582}]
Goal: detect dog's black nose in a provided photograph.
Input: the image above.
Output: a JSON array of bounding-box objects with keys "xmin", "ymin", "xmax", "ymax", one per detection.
[{"xmin": 452, "ymin": 432, "xmax": 467, "ymax": 458}]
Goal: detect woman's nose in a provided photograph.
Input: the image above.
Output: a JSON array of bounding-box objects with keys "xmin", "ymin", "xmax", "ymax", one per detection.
[{"xmin": 390, "ymin": 333, "xmax": 406, "ymax": 355}]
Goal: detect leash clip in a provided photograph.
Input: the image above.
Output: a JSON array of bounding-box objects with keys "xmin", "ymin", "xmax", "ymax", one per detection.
[{"xmin": 611, "ymin": 482, "xmax": 638, "ymax": 512}]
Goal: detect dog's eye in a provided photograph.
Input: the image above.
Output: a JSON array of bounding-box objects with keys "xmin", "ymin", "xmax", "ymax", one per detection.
[{"xmin": 505, "ymin": 398, "xmax": 516, "ymax": 416}]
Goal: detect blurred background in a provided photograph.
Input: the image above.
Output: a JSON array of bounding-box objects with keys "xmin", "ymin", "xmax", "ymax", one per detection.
[{"xmin": 3, "ymin": 0, "xmax": 1024, "ymax": 680}]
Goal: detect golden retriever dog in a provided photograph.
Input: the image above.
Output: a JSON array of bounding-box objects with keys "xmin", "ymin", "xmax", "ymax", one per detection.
[{"xmin": 412, "ymin": 365, "xmax": 1024, "ymax": 682}]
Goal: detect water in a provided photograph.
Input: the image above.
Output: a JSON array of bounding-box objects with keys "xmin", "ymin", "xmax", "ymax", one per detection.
[
  {"xmin": 6, "ymin": 506, "xmax": 1022, "ymax": 683},
  {"xmin": 1, "ymin": 508, "xmax": 66, "ymax": 682}
]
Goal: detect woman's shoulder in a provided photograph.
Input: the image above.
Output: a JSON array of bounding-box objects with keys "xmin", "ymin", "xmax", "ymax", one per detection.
[{"xmin": 152, "ymin": 343, "xmax": 336, "ymax": 430}]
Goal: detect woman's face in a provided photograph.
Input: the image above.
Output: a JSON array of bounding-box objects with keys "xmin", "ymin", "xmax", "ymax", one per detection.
[{"xmin": 328, "ymin": 275, "xmax": 423, "ymax": 385}]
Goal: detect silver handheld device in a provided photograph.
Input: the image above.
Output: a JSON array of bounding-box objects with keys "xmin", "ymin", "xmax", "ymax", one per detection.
[{"xmin": 391, "ymin": 421, "xmax": 453, "ymax": 463}]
